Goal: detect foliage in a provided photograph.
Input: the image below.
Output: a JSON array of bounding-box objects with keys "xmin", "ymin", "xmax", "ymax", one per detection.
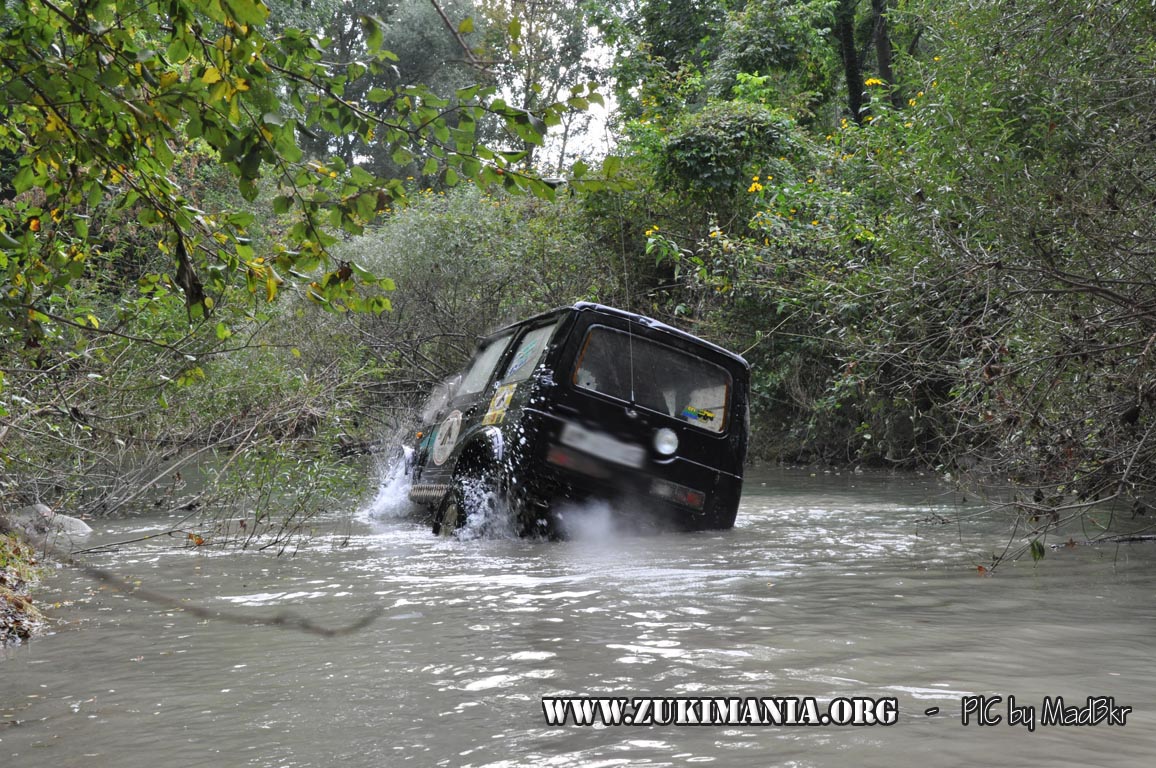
[
  {"xmin": 290, "ymin": 0, "xmax": 481, "ymax": 180},
  {"xmin": 846, "ymin": 0, "xmax": 1156, "ymax": 561},
  {"xmin": 473, "ymin": 1, "xmax": 607, "ymax": 171},
  {"xmin": 707, "ymin": 0, "xmax": 838, "ymax": 115},
  {"xmin": 0, "ymin": 0, "xmax": 587, "ymax": 355},
  {"xmin": 659, "ymin": 101, "xmax": 797, "ymax": 208}
]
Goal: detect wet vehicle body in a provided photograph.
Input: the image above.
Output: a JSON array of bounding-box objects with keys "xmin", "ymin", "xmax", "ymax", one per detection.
[{"xmin": 406, "ymin": 303, "xmax": 750, "ymax": 536}]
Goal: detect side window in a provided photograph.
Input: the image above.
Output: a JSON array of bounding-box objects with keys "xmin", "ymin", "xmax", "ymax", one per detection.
[
  {"xmin": 500, "ymin": 321, "xmax": 558, "ymax": 384},
  {"xmin": 458, "ymin": 334, "xmax": 515, "ymax": 395}
]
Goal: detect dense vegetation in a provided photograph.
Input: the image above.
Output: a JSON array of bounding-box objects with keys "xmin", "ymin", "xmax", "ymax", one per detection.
[{"xmin": 2, "ymin": 0, "xmax": 1155, "ymax": 571}]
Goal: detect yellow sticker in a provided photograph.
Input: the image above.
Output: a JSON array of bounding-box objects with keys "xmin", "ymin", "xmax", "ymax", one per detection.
[{"xmin": 482, "ymin": 383, "xmax": 518, "ymax": 425}]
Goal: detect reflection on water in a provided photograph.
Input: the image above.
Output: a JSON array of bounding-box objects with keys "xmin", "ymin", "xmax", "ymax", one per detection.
[{"xmin": 3, "ymin": 468, "xmax": 1156, "ymax": 767}]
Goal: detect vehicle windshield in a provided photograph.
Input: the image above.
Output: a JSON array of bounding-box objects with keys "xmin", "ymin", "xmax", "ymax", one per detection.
[
  {"xmin": 458, "ymin": 333, "xmax": 514, "ymax": 395},
  {"xmin": 571, "ymin": 325, "xmax": 731, "ymax": 433}
]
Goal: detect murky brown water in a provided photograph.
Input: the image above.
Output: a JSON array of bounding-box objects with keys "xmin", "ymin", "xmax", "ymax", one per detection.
[{"xmin": 3, "ymin": 468, "xmax": 1155, "ymax": 767}]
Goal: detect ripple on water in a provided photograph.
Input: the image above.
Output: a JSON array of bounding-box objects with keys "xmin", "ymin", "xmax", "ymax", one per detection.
[{"xmin": 4, "ymin": 468, "xmax": 1156, "ymax": 768}]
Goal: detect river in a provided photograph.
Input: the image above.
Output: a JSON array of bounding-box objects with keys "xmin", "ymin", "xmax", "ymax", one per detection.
[{"xmin": 3, "ymin": 467, "xmax": 1154, "ymax": 767}]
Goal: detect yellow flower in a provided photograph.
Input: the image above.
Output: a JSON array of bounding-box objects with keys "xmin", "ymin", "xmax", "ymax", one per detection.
[
  {"xmin": 864, "ymin": 77, "xmax": 885, "ymax": 87},
  {"xmin": 908, "ymin": 98, "xmax": 917, "ymax": 107},
  {"xmin": 752, "ymin": 175, "xmax": 760, "ymax": 182},
  {"xmin": 709, "ymin": 229, "xmax": 721, "ymax": 238},
  {"xmin": 747, "ymin": 182, "xmax": 764, "ymax": 193}
]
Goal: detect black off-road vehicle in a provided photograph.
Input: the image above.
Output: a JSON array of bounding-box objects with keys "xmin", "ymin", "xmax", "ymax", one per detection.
[{"xmin": 406, "ymin": 303, "xmax": 750, "ymax": 535}]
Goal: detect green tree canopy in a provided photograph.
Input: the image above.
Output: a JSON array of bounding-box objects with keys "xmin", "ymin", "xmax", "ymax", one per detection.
[{"xmin": 0, "ymin": 0, "xmax": 581, "ymax": 351}]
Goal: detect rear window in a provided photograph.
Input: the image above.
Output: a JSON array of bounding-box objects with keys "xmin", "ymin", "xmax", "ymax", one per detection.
[{"xmin": 571, "ymin": 325, "xmax": 731, "ymax": 433}]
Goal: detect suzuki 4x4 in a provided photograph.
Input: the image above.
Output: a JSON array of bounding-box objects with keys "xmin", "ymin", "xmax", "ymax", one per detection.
[{"xmin": 406, "ymin": 303, "xmax": 750, "ymax": 536}]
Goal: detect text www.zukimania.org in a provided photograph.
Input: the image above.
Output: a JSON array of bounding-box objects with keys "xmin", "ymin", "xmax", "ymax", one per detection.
[{"xmin": 542, "ymin": 696, "xmax": 899, "ymax": 727}]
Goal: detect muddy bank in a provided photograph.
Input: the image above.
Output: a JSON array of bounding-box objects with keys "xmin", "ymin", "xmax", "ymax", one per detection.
[{"xmin": 0, "ymin": 533, "xmax": 42, "ymax": 645}]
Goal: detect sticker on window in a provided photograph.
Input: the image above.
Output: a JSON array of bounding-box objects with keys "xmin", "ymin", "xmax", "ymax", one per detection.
[
  {"xmin": 482, "ymin": 383, "xmax": 518, "ymax": 425},
  {"xmin": 681, "ymin": 406, "xmax": 716, "ymax": 423}
]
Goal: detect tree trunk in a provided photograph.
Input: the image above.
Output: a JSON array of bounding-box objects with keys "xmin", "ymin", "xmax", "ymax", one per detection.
[
  {"xmin": 836, "ymin": 0, "xmax": 868, "ymax": 123},
  {"xmin": 872, "ymin": 0, "xmax": 904, "ymax": 109}
]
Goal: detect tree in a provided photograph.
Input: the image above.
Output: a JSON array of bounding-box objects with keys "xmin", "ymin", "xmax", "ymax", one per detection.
[
  {"xmin": 470, "ymin": 1, "xmax": 607, "ymax": 171},
  {"xmin": 290, "ymin": 0, "xmax": 483, "ymax": 179},
  {"xmin": 0, "ymin": 0, "xmax": 578, "ymax": 353}
]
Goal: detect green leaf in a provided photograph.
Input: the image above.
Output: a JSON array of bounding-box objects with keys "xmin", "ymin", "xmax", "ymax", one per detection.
[
  {"xmin": 224, "ymin": 0, "xmax": 270, "ymax": 26},
  {"xmin": 273, "ymin": 195, "xmax": 292, "ymax": 215},
  {"xmin": 392, "ymin": 147, "xmax": 414, "ymax": 166},
  {"xmin": 458, "ymin": 17, "xmax": 474, "ymax": 34},
  {"xmin": 1030, "ymin": 539, "xmax": 1046, "ymax": 562},
  {"xmin": 361, "ymin": 14, "xmax": 384, "ymax": 53},
  {"xmin": 508, "ymin": 19, "xmax": 522, "ymax": 39}
]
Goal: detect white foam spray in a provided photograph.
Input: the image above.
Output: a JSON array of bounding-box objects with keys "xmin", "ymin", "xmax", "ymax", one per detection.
[{"xmin": 364, "ymin": 444, "xmax": 416, "ymax": 520}]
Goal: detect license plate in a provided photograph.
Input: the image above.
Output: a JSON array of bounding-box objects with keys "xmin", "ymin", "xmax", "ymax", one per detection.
[{"xmin": 560, "ymin": 422, "xmax": 645, "ymax": 468}]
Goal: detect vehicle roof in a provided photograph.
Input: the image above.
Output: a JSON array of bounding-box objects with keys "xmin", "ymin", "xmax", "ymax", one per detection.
[{"xmin": 483, "ymin": 302, "xmax": 750, "ymax": 370}]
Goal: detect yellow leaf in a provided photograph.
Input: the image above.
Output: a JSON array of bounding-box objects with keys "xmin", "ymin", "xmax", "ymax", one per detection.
[
  {"xmin": 160, "ymin": 71, "xmax": 179, "ymax": 88},
  {"xmin": 202, "ymin": 66, "xmax": 222, "ymax": 84}
]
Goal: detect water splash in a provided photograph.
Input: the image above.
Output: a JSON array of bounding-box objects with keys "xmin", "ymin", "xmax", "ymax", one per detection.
[
  {"xmin": 456, "ymin": 476, "xmax": 520, "ymax": 540},
  {"xmin": 551, "ymin": 499, "xmax": 623, "ymax": 541},
  {"xmin": 363, "ymin": 445, "xmax": 415, "ymax": 520}
]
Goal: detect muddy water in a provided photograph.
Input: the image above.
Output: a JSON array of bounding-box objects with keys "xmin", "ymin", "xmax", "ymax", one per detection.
[{"xmin": 3, "ymin": 468, "xmax": 1155, "ymax": 767}]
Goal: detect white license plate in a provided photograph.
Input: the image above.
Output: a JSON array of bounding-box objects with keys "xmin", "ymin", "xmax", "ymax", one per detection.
[{"xmin": 560, "ymin": 423, "xmax": 646, "ymax": 468}]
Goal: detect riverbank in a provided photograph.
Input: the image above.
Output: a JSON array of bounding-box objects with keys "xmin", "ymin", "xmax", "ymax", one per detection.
[{"xmin": 0, "ymin": 533, "xmax": 42, "ymax": 645}]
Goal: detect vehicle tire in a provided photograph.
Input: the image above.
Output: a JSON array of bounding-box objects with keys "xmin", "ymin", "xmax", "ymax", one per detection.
[
  {"xmin": 432, "ymin": 462, "xmax": 500, "ymax": 536},
  {"xmin": 431, "ymin": 484, "xmax": 461, "ymax": 536}
]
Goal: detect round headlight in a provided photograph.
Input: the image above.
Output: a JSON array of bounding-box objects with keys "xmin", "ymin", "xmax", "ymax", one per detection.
[{"xmin": 653, "ymin": 427, "xmax": 679, "ymax": 456}]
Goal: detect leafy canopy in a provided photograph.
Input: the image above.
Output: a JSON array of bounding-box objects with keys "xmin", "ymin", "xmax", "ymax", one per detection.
[{"xmin": 0, "ymin": 0, "xmax": 592, "ymax": 343}]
